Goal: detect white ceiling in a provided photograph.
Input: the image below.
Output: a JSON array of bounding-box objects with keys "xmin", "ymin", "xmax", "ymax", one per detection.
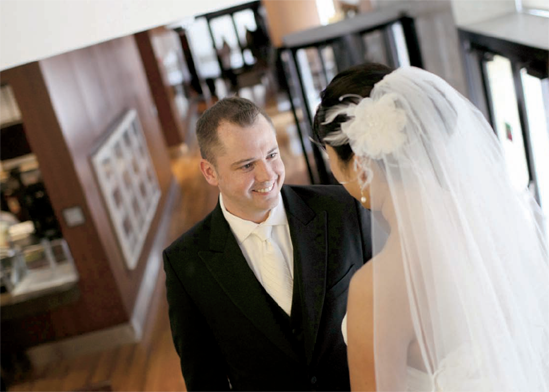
[{"xmin": 0, "ymin": 0, "xmax": 245, "ymax": 71}]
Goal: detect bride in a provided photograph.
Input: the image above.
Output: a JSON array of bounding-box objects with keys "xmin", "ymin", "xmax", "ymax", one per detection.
[{"xmin": 313, "ymin": 63, "xmax": 549, "ymax": 391}]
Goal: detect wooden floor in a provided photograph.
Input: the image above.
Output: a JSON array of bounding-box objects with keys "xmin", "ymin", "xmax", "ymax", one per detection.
[{"xmin": 8, "ymin": 91, "xmax": 310, "ymax": 392}]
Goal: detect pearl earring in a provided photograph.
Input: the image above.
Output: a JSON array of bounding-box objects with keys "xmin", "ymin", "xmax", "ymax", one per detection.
[{"xmin": 360, "ymin": 190, "xmax": 367, "ymax": 204}]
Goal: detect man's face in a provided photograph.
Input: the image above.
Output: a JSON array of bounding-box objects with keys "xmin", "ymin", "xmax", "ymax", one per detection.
[{"xmin": 200, "ymin": 115, "xmax": 285, "ymax": 223}]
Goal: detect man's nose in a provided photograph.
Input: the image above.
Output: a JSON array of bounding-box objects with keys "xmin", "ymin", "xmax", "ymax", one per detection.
[{"xmin": 255, "ymin": 160, "xmax": 275, "ymax": 182}]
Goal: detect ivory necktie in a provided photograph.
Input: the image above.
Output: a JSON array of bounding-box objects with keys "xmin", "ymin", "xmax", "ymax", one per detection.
[{"xmin": 253, "ymin": 224, "xmax": 293, "ymax": 315}]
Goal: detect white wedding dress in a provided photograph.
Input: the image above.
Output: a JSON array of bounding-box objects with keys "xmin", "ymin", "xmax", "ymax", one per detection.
[
  {"xmin": 342, "ymin": 314, "xmax": 494, "ymax": 392},
  {"xmin": 342, "ymin": 314, "xmax": 432, "ymax": 391}
]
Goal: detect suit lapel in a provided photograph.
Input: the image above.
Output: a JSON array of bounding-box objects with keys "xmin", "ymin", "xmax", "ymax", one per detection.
[
  {"xmin": 282, "ymin": 186, "xmax": 327, "ymax": 365},
  {"xmin": 199, "ymin": 202, "xmax": 300, "ymax": 362}
]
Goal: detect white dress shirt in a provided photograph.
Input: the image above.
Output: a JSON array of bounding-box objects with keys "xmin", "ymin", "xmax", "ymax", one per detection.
[{"xmin": 219, "ymin": 193, "xmax": 294, "ymax": 287}]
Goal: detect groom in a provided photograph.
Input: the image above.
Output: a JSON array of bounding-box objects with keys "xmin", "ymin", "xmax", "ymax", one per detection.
[{"xmin": 163, "ymin": 97, "xmax": 372, "ymax": 391}]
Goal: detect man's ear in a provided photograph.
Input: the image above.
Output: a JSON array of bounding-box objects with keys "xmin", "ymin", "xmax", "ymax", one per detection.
[{"xmin": 199, "ymin": 159, "xmax": 219, "ymax": 186}]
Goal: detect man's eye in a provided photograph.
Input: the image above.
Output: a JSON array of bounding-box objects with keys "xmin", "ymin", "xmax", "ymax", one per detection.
[
  {"xmin": 268, "ymin": 152, "xmax": 278, "ymax": 159},
  {"xmin": 242, "ymin": 163, "xmax": 253, "ymax": 170}
]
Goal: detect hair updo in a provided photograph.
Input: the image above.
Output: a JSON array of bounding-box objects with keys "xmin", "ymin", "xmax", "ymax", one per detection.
[{"xmin": 313, "ymin": 63, "xmax": 394, "ymax": 166}]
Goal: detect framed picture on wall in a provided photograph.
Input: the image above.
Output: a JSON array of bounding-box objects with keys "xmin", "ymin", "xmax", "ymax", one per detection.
[{"xmin": 91, "ymin": 109, "xmax": 161, "ymax": 270}]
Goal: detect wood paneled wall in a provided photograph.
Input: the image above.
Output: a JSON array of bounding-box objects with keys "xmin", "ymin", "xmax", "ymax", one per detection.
[{"xmin": 2, "ymin": 35, "xmax": 173, "ymax": 346}]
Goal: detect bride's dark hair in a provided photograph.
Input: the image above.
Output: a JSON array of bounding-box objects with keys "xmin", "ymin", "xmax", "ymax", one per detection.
[{"xmin": 313, "ymin": 63, "xmax": 394, "ymax": 166}]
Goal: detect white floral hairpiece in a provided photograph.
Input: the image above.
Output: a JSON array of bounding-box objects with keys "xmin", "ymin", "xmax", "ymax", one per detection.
[{"xmin": 322, "ymin": 93, "xmax": 408, "ymax": 159}]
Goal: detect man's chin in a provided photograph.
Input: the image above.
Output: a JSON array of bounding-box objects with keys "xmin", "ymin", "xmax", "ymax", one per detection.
[{"xmin": 252, "ymin": 189, "xmax": 279, "ymax": 206}]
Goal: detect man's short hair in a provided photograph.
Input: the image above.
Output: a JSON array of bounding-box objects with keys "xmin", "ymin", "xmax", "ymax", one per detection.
[{"xmin": 196, "ymin": 96, "xmax": 273, "ymax": 164}]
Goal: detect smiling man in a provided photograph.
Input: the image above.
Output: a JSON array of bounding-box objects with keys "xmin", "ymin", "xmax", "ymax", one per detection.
[
  {"xmin": 163, "ymin": 97, "xmax": 373, "ymax": 391},
  {"xmin": 200, "ymin": 112, "xmax": 285, "ymax": 224}
]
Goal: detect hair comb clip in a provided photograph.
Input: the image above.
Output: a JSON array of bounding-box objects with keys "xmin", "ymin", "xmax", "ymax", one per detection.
[{"xmin": 339, "ymin": 94, "xmax": 363, "ymax": 102}]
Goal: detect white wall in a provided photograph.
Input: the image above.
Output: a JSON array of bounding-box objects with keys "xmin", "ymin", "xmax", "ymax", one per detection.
[
  {"xmin": 450, "ymin": 0, "xmax": 516, "ymax": 26},
  {"xmin": 0, "ymin": 0, "xmax": 245, "ymax": 71}
]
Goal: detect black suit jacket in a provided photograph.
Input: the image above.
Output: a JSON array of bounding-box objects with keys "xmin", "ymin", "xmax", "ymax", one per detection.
[{"xmin": 163, "ymin": 185, "xmax": 372, "ymax": 391}]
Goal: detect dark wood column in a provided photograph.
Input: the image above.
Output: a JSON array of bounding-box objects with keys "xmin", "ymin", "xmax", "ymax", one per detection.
[{"xmin": 135, "ymin": 30, "xmax": 187, "ymax": 147}]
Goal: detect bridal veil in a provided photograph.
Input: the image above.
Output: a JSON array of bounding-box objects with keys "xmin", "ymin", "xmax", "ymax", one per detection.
[{"xmin": 323, "ymin": 67, "xmax": 549, "ymax": 391}]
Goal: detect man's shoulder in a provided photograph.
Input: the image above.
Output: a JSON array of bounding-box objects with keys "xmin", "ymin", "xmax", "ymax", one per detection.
[
  {"xmin": 283, "ymin": 184, "xmax": 370, "ymax": 226},
  {"xmin": 164, "ymin": 208, "xmax": 216, "ymax": 257},
  {"xmin": 284, "ymin": 184, "xmax": 356, "ymax": 204}
]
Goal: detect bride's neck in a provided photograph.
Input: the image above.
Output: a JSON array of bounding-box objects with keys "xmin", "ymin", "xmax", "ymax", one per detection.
[{"xmin": 381, "ymin": 196, "xmax": 398, "ymax": 232}]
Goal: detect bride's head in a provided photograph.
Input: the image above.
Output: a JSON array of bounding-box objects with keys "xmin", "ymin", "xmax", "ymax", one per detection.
[
  {"xmin": 313, "ymin": 63, "xmax": 393, "ymax": 210},
  {"xmin": 314, "ymin": 63, "xmax": 460, "ymax": 212}
]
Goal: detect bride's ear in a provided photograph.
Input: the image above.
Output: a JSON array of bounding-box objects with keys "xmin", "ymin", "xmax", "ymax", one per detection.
[
  {"xmin": 352, "ymin": 155, "xmax": 369, "ymax": 183},
  {"xmin": 353, "ymin": 155, "xmax": 387, "ymax": 187}
]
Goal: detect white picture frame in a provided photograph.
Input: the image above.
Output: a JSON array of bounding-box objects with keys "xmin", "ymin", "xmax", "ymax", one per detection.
[{"xmin": 91, "ymin": 109, "xmax": 160, "ymax": 270}]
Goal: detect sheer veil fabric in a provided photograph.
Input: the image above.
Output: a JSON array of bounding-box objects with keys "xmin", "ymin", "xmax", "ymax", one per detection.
[{"xmin": 325, "ymin": 67, "xmax": 549, "ymax": 391}]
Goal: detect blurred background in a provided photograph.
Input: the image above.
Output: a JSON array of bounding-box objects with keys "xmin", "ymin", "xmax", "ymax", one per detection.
[{"xmin": 0, "ymin": 0, "xmax": 547, "ymax": 390}]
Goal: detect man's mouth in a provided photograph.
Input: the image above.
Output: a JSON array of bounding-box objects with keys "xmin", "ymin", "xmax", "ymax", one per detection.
[{"xmin": 253, "ymin": 183, "xmax": 275, "ymax": 194}]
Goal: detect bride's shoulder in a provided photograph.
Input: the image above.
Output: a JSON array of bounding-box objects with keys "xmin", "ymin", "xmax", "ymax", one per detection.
[
  {"xmin": 347, "ymin": 262, "xmax": 374, "ymax": 321},
  {"xmin": 349, "ymin": 261, "xmax": 373, "ymax": 300},
  {"xmin": 350, "ymin": 234, "xmax": 402, "ymax": 294}
]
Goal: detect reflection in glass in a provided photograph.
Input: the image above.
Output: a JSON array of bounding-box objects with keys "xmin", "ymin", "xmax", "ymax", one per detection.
[
  {"xmin": 132, "ymin": 197, "xmax": 141, "ymax": 217},
  {"xmin": 112, "ymin": 188, "xmax": 122, "ymax": 208},
  {"xmin": 297, "ymin": 49, "xmax": 322, "ymax": 122},
  {"xmin": 123, "ymin": 130, "xmax": 131, "ymax": 148},
  {"xmin": 233, "ymin": 10, "xmax": 257, "ymax": 44},
  {"xmin": 50, "ymin": 239, "xmax": 69, "ymax": 263},
  {"xmin": 22, "ymin": 245, "xmax": 48, "ymax": 269},
  {"xmin": 362, "ymin": 30, "xmax": 389, "ymax": 65},
  {"xmin": 123, "ymin": 216, "xmax": 132, "ymax": 237},
  {"xmin": 128, "ymin": 234, "xmax": 136, "ymax": 249},
  {"xmin": 114, "ymin": 142, "xmax": 123, "ymax": 160},
  {"xmin": 139, "ymin": 182, "xmax": 147, "ymax": 199},
  {"xmin": 210, "ymin": 15, "xmax": 244, "ymax": 69},
  {"xmin": 522, "ymin": 71, "xmax": 549, "ymax": 215},
  {"xmin": 234, "ymin": 10, "xmax": 258, "ymax": 66},
  {"xmin": 102, "ymin": 158, "xmax": 112, "ymax": 179},
  {"xmin": 320, "ymin": 46, "xmax": 337, "ymax": 84},
  {"xmin": 132, "ymin": 158, "xmax": 140, "ymax": 175},
  {"xmin": 187, "ymin": 18, "xmax": 221, "ymax": 78},
  {"xmin": 123, "ymin": 170, "xmax": 132, "ymax": 188},
  {"xmin": 131, "ymin": 123, "xmax": 139, "ymax": 139},
  {"xmin": 391, "ymin": 22, "xmax": 410, "ymax": 67},
  {"xmin": 486, "ymin": 55, "xmax": 530, "ymax": 192}
]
